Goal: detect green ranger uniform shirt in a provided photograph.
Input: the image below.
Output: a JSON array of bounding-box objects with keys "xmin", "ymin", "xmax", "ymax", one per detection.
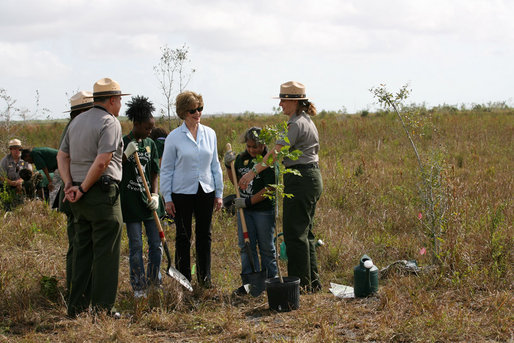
[
  {"xmin": 30, "ymin": 147, "xmax": 58, "ymax": 172},
  {"xmin": 234, "ymin": 149, "xmax": 275, "ymax": 212},
  {"xmin": 120, "ymin": 133, "xmax": 162, "ymax": 222}
]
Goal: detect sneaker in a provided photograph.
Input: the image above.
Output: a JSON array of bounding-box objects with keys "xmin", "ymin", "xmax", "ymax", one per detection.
[
  {"xmin": 134, "ymin": 290, "xmax": 147, "ymax": 299},
  {"xmin": 109, "ymin": 311, "xmax": 121, "ymax": 320}
]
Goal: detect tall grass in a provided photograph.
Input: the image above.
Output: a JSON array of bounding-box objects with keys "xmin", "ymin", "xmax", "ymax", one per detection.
[{"xmin": 0, "ymin": 110, "xmax": 512, "ymax": 341}]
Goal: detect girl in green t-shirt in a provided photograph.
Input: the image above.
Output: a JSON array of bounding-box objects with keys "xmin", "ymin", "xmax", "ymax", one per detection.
[
  {"xmin": 224, "ymin": 127, "xmax": 278, "ymax": 295},
  {"xmin": 120, "ymin": 96, "xmax": 162, "ymax": 298}
]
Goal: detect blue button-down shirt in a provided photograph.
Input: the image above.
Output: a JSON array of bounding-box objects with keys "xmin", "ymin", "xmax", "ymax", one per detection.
[{"xmin": 160, "ymin": 122, "xmax": 223, "ymax": 203}]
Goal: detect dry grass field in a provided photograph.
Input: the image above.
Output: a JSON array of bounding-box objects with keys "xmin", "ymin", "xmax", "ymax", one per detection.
[{"xmin": 0, "ymin": 108, "xmax": 512, "ymax": 342}]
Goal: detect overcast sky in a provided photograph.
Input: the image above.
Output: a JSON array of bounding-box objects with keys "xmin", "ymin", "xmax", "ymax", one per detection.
[{"xmin": 1, "ymin": 0, "xmax": 513, "ymax": 119}]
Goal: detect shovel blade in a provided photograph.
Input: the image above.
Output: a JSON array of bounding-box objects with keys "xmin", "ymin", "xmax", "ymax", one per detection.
[
  {"xmin": 166, "ymin": 266, "xmax": 193, "ymax": 292},
  {"xmin": 241, "ymin": 270, "xmax": 266, "ymax": 297}
]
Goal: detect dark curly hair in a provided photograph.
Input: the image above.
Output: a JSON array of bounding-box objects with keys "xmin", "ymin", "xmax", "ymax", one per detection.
[
  {"xmin": 150, "ymin": 127, "xmax": 169, "ymax": 140},
  {"xmin": 125, "ymin": 95, "xmax": 155, "ymax": 123}
]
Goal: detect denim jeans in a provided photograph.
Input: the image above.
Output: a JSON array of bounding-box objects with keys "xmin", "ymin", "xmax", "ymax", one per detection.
[
  {"xmin": 126, "ymin": 220, "xmax": 162, "ymax": 291},
  {"xmin": 237, "ymin": 208, "xmax": 278, "ymax": 278}
]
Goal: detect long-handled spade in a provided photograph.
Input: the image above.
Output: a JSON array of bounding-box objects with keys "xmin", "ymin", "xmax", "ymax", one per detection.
[
  {"xmin": 132, "ymin": 151, "xmax": 193, "ymax": 292},
  {"xmin": 226, "ymin": 143, "xmax": 266, "ymax": 297}
]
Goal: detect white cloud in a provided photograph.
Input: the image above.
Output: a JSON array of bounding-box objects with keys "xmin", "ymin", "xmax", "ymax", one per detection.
[
  {"xmin": 0, "ymin": 42, "xmax": 70, "ymax": 79},
  {"xmin": 0, "ymin": 0, "xmax": 513, "ymax": 117}
]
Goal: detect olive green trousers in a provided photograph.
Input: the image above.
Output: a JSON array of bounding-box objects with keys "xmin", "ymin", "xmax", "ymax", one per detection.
[
  {"xmin": 283, "ymin": 166, "xmax": 323, "ymax": 290},
  {"xmin": 67, "ymin": 183, "xmax": 122, "ymax": 317}
]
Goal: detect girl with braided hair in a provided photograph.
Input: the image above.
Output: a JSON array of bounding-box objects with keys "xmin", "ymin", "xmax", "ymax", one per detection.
[{"xmin": 121, "ymin": 95, "xmax": 163, "ymax": 298}]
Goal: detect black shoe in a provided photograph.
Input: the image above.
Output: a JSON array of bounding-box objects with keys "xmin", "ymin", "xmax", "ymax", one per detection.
[
  {"xmin": 232, "ymin": 285, "xmax": 248, "ymax": 296},
  {"xmin": 199, "ymin": 277, "xmax": 213, "ymax": 289}
]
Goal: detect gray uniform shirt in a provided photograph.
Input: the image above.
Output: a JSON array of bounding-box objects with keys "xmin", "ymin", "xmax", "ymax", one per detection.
[
  {"xmin": 0, "ymin": 154, "xmax": 33, "ymax": 180},
  {"xmin": 277, "ymin": 111, "xmax": 320, "ymax": 167},
  {"xmin": 60, "ymin": 106, "xmax": 123, "ymax": 182}
]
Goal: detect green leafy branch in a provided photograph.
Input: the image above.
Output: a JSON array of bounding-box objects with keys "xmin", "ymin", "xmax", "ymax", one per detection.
[{"xmin": 252, "ymin": 122, "xmax": 302, "ymax": 201}]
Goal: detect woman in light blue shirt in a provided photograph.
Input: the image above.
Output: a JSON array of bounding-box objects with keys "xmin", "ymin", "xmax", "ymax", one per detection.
[{"xmin": 160, "ymin": 91, "xmax": 223, "ymax": 288}]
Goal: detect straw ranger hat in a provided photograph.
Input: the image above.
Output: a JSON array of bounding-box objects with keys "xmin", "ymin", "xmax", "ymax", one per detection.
[
  {"xmin": 64, "ymin": 91, "xmax": 94, "ymax": 113},
  {"xmin": 274, "ymin": 81, "xmax": 309, "ymax": 100},
  {"xmin": 8, "ymin": 139, "xmax": 22, "ymax": 148},
  {"xmin": 86, "ymin": 78, "xmax": 130, "ymax": 98}
]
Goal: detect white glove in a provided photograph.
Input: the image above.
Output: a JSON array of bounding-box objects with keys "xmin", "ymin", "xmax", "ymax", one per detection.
[
  {"xmin": 234, "ymin": 197, "xmax": 251, "ymax": 209},
  {"xmin": 224, "ymin": 151, "xmax": 236, "ymax": 168},
  {"xmin": 148, "ymin": 193, "xmax": 159, "ymax": 211},
  {"xmin": 124, "ymin": 141, "xmax": 138, "ymax": 158}
]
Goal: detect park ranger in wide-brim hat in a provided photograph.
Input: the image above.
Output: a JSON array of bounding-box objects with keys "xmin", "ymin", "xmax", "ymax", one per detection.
[
  {"xmin": 64, "ymin": 91, "xmax": 94, "ymax": 113},
  {"xmin": 86, "ymin": 78, "xmax": 131, "ymax": 98},
  {"xmin": 273, "ymin": 81, "xmax": 309, "ymax": 100},
  {"xmin": 8, "ymin": 139, "xmax": 22, "ymax": 148}
]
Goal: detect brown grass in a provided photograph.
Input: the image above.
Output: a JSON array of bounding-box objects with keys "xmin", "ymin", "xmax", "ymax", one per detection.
[{"xmin": 0, "ymin": 110, "xmax": 512, "ymax": 342}]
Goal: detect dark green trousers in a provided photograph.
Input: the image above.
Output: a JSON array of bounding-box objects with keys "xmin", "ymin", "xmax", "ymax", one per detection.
[
  {"xmin": 65, "ymin": 215, "xmax": 74, "ymax": 294},
  {"xmin": 68, "ymin": 183, "xmax": 122, "ymax": 317},
  {"xmin": 283, "ymin": 166, "xmax": 323, "ymax": 290}
]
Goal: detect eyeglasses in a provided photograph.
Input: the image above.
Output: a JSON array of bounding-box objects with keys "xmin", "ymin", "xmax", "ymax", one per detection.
[{"xmin": 188, "ymin": 106, "xmax": 203, "ymax": 114}]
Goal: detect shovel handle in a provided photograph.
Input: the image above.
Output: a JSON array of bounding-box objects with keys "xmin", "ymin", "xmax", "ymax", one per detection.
[
  {"xmin": 226, "ymin": 144, "xmax": 250, "ymax": 243},
  {"xmin": 133, "ymin": 151, "xmax": 175, "ymax": 274},
  {"xmin": 133, "ymin": 152, "xmax": 166, "ymax": 241}
]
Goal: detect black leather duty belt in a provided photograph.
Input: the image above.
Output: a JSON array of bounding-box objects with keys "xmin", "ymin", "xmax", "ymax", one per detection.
[
  {"xmin": 287, "ymin": 162, "xmax": 319, "ymax": 170},
  {"xmin": 73, "ymin": 175, "xmax": 119, "ymax": 187}
]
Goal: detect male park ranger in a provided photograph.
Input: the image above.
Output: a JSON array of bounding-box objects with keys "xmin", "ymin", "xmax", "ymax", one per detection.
[{"xmin": 58, "ymin": 78, "xmax": 129, "ymax": 318}]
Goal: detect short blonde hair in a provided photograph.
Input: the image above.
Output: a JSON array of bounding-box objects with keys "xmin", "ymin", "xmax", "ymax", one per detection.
[{"xmin": 175, "ymin": 91, "xmax": 204, "ymax": 120}]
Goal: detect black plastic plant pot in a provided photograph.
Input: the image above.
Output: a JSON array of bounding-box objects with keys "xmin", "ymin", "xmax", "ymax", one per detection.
[{"xmin": 265, "ymin": 276, "xmax": 300, "ymax": 312}]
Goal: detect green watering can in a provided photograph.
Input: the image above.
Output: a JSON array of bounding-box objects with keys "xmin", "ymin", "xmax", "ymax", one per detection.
[{"xmin": 353, "ymin": 254, "xmax": 379, "ymax": 297}]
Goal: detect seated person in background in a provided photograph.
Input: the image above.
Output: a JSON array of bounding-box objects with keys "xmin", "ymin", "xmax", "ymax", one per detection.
[
  {"xmin": 0, "ymin": 139, "xmax": 33, "ymax": 209},
  {"xmin": 21, "ymin": 147, "xmax": 59, "ymax": 206}
]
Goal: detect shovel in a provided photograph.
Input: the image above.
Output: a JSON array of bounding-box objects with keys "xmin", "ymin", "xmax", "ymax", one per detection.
[
  {"xmin": 226, "ymin": 143, "xmax": 266, "ymax": 297},
  {"xmin": 133, "ymin": 151, "xmax": 193, "ymax": 292}
]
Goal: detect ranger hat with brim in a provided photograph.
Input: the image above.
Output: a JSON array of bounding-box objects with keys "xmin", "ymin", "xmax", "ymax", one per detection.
[
  {"xmin": 86, "ymin": 78, "xmax": 131, "ymax": 98},
  {"xmin": 8, "ymin": 139, "xmax": 22, "ymax": 148},
  {"xmin": 273, "ymin": 81, "xmax": 309, "ymax": 100},
  {"xmin": 64, "ymin": 91, "xmax": 94, "ymax": 113}
]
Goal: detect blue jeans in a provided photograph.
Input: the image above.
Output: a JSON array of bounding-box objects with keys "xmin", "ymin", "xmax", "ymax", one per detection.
[
  {"xmin": 126, "ymin": 220, "xmax": 162, "ymax": 291},
  {"xmin": 237, "ymin": 209, "xmax": 278, "ymax": 278}
]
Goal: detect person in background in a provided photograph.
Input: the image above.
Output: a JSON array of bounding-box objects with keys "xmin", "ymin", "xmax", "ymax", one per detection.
[
  {"xmin": 160, "ymin": 91, "xmax": 223, "ymax": 288},
  {"xmin": 58, "ymin": 78, "xmax": 128, "ymax": 318},
  {"xmin": 0, "ymin": 139, "xmax": 33, "ymax": 210},
  {"xmin": 58, "ymin": 91, "xmax": 94, "ymax": 297},
  {"xmin": 224, "ymin": 127, "xmax": 278, "ymax": 295},
  {"xmin": 239, "ymin": 81, "xmax": 323, "ymax": 293},
  {"xmin": 120, "ymin": 95, "xmax": 162, "ymax": 299},
  {"xmin": 150, "ymin": 127, "xmax": 169, "ymax": 165},
  {"xmin": 21, "ymin": 147, "xmax": 59, "ymax": 205}
]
